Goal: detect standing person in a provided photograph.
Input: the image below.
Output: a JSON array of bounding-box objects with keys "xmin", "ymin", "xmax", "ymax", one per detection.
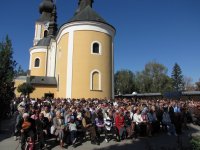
[
  {"xmin": 20, "ymin": 113, "xmax": 36, "ymax": 150},
  {"xmin": 14, "ymin": 107, "xmax": 24, "ymax": 141},
  {"xmin": 162, "ymin": 107, "xmax": 177, "ymax": 136},
  {"xmin": 36, "ymin": 113, "xmax": 49, "ymax": 150}
]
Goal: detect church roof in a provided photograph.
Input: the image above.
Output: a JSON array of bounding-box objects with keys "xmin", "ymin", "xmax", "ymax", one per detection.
[
  {"xmin": 27, "ymin": 76, "xmax": 57, "ymax": 86},
  {"xmin": 68, "ymin": 5, "xmax": 108, "ymax": 25},
  {"xmin": 37, "ymin": 0, "xmax": 54, "ymax": 23},
  {"xmin": 36, "ymin": 37, "xmax": 52, "ymax": 46}
]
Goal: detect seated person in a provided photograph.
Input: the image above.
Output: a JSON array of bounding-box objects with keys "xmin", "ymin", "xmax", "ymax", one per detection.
[
  {"xmin": 104, "ymin": 109, "xmax": 114, "ymax": 142},
  {"xmin": 82, "ymin": 111, "xmax": 99, "ymax": 145},
  {"xmin": 124, "ymin": 111, "xmax": 133, "ymax": 138},
  {"xmin": 95, "ymin": 109, "xmax": 105, "ymax": 140},
  {"xmin": 115, "ymin": 110, "xmax": 126, "ymax": 141},
  {"xmin": 53, "ymin": 111, "xmax": 65, "ymax": 148}
]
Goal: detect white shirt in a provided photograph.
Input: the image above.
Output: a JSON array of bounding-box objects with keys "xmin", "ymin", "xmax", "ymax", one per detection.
[{"xmin": 133, "ymin": 113, "xmax": 143, "ymax": 124}]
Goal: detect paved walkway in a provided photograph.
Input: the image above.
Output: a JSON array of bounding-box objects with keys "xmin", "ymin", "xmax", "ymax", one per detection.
[{"xmin": 0, "ymin": 117, "xmax": 199, "ymax": 150}]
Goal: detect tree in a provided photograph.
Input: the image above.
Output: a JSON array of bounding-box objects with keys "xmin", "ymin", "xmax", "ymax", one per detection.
[
  {"xmin": 171, "ymin": 63, "xmax": 184, "ymax": 91},
  {"xmin": 114, "ymin": 69, "xmax": 136, "ymax": 95},
  {"xmin": 15, "ymin": 65, "xmax": 27, "ymax": 77},
  {"xmin": 184, "ymin": 76, "xmax": 195, "ymax": 91},
  {"xmin": 135, "ymin": 61, "xmax": 172, "ymax": 93},
  {"xmin": 17, "ymin": 83, "xmax": 35, "ymax": 97},
  {"xmin": 195, "ymin": 79, "xmax": 200, "ymax": 91},
  {"xmin": 0, "ymin": 36, "xmax": 17, "ymax": 118}
]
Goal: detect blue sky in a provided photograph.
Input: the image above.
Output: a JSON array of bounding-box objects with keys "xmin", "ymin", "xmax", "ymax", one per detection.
[{"xmin": 1, "ymin": 0, "xmax": 200, "ymax": 82}]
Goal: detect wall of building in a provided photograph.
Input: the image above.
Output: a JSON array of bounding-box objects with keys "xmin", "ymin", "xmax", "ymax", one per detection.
[
  {"xmin": 30, "ymin": 52, "xmax": 47, "ymax": 76},
  {"xmin": 55, "ymin": 33, "xmax": 69, "ymax": 98},
  {"xmin": 30, "ymin": 85, "xmax": 57, "ymax": 99},
  {"xmin": 72, "ymin": 30, "xmax": 112, "ymax": 99}
]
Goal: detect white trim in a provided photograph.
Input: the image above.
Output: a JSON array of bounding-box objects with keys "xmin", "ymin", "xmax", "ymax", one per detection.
[
  {"xmin": 30, "ymin": 47, "xmax": 47, "ymax": 54},
  {"xmin": 47, "ymin": 41, "xmax": 56, "ymax": 77},
  {"xmin": 91, "ymin": 41, "xmax": 102, "ymax": 55},
  {"xmin": 90, "ymin": 69, "xmax": 102, "ymax": 91},
  {"xmin": 29, "ymin": 53, "xmax": 32, "ymax": 70},
  {"xmin": 56, "ymin": 21, "xmax": 115, "ymax": 43},
  {"xmin": 66, "ymin": 31, "xmax": 74, "ymax": 98},
  {"xmin": 112, "ymin": 41, "xmax": 114, "ymax": 99}
]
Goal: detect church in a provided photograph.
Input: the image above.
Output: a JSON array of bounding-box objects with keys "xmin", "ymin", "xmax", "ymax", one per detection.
[{"xmin": 15, "ymin": 0, "xmax": 116, "ymax": 99}]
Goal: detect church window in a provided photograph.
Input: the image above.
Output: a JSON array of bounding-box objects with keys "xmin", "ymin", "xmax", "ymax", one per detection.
[
  {"xmin": 90, "ymin": 70, "xmax": 101, "ymax": 91},
  {"xmin": 44, "ymin": 30, "xmax": 48, "ymax": 37},
  {"xmin": 34, "ymin": 58, "xmax": 40, "ymax": 67},
  {"xmin": 91, "ymin": 41, "xmax": 101, "ymax": 54}
]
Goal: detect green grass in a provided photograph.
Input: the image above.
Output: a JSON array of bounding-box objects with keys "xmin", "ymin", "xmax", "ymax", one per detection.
[{"xmin": 191, "ymin": 136, "xmax": 200, "ymax": 150}]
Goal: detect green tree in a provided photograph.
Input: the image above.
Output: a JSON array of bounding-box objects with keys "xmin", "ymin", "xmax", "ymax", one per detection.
[
  {"xmin": 0, "ymin": 36, "xmax": 17, "ymax": 118},
  {"xmin": 17, "ymin": 83, "xmax": 35, "ymax": 97},
  {"xmin": 171, "ymin": 63, "xmax": 184, "ymax": 91},
  {"xmin": 15, "ymin": 65, "xmax": 27, "ymax": 77},
  {"xmin": 135, "ymin": 61, "xmax": 172, "ymax": 93},
  {"xmin": 114, "ymin": 69, "xmax": 136, "ymax": 95}
]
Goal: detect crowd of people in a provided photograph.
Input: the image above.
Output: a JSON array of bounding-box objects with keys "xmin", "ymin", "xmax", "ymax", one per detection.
[{"xmin": 11, "ymin": 97, "xmax": 200, "ymax": 150}]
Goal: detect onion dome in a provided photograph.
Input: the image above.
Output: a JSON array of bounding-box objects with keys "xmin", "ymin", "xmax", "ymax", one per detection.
[{"xmin": 39, "ymin": 0, "xmax": 54, "ymax": 14}]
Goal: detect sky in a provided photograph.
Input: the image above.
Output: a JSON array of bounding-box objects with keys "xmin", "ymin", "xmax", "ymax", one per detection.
[{"xmin": 1, "ymin": 0, "xmax": 200, "ymax": 82}]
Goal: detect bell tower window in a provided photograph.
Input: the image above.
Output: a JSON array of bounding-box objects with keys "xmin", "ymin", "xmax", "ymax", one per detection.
[
  {"xmin": 44, "ymin": 30, "xmax": 48, "ymax": 37},
  {"xmin": 91, "ymin": 41, "xmax": 101, "ymax": 55},
  {"xmin": 34, "ymin": 58, "xmax": 40, "ymax": 67}
]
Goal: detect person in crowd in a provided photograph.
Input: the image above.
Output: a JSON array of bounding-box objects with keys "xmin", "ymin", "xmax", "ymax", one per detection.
[
  {"xmin": 95, "ymin": 109, "xmax": 105, "ymax": 140},
  {"xmin": 104, "ymin": 109, "xmax": 114, "ymax": 142},
  {"xmin": 115, "ymin": 109, "xmax": 126, "ymax": 141},
  {"xmin": 124, "ymin": 111, "xmax": 133, "ymax": 138},
  {"xmin": 162, "ymin": 106, "xmax": 177, "ymax": 136},
  {"xmin": 133, "ymin": 108, "xmax": 143, "ymax": 137},
  {"xmin": 20, "ymin": 113, "xmax": 36, "ymax": 150},
  {"xmin": 82, "ymin": 111, "xmax": 99, "ymax": 145},
  {"xmin": 36, "ymin": 112, "xmax": 49, "ymax": 149},
  {"xmin": 53, "ymin": 110, "xmax": 65, "ymax": 148},
  {"xmin": 14, "ymin": 106, "xmax": 24, "ymax": 141},
  {"xmin": 68, "ymin": 117, "xmax": 77, "ymax": 147}
]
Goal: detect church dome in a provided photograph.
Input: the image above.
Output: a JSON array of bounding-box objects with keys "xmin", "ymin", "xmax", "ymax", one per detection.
[{"xmin": 39, "ymin": 0, "xmax": 54, "ymax": 14}]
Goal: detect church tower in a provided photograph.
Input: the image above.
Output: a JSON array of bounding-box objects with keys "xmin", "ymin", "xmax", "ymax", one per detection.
[
  {"xmin": 55, "ymin": 0, "xmax": 115, "ymax": 98},
  {"xmin": 29, "ymin": 0, "xmax": 57, "ymax": 77},
  {"xmin": 21, "ymin": 0, "xmax": 115, "ymax": 99}
]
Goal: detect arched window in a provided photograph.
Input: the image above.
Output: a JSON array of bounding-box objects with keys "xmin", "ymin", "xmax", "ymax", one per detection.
[
  {"xmin": 90, "ymin": 70, "xmax": 101, "ymax": 90},
  {"xmin": 91, "ymin": 41, "xmax": 101, "ymax": 54},
  {"xmin": 44, "ymin": 30, "xmax": 48, "ymax": 37},
  {"xmin": 34, "ymin": 58, "xmax": 40, "ymax": 67}
]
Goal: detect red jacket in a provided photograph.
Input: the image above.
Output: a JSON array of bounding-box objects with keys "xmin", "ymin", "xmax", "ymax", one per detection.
[{"xmin": 115, "ymin": 114, "xmax": 124, "ymax": 130}]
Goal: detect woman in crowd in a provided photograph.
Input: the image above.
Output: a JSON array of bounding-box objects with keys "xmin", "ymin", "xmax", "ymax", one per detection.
[
  {"xmin": 115, "ymin": 109, "xmax": 126, "ymax": 141},
  {"xmin": 82, "ymin": 111, "xmax": 99, "ymax": 145},
  {"xmin": 53, "ymin": 110, "xmax": 65, "ymax": 148}
]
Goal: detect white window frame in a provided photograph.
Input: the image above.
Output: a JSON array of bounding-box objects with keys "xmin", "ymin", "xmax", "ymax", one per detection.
[
  {"xmin": 90, "ymin": 69, "xmax": 102, "ymax": 91},
  {"xmin": 91, "ymin": 41, "xmax": 102, "ymax": 55}
]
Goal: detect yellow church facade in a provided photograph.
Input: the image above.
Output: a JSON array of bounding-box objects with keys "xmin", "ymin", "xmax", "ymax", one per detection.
[{"xmin": 15, "ymin": 0, "xmax": 115, "ymax": 99}]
